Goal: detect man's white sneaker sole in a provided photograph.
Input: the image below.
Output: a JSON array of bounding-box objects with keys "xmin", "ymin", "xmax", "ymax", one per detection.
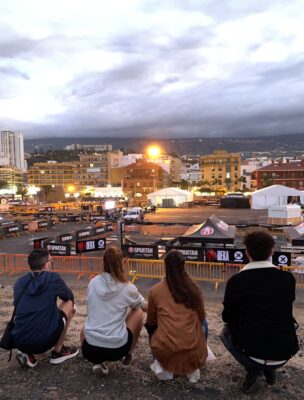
[{"xmin": 50, "ymin": 349, "xmax": 79, "ymax": 364}]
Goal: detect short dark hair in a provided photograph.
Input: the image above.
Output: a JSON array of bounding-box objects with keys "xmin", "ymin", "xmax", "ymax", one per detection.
[
  {"xmin": 28, "ymin": 249, "xmax": 50, "ymax": 271},
  {"xmin": 244, "ymin": 230, "xmax": 275, "ymax": 261}
]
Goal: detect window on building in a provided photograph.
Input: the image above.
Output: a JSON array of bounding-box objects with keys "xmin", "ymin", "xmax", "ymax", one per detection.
[{"xmin": 226, "ymin": 172, "xmax": 231, "ymax": 178}]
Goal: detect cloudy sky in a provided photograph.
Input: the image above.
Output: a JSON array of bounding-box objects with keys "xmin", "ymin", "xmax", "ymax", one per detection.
[{"xmin": 1, "ymin": 0, "xmax": 304, "ymax": 139}]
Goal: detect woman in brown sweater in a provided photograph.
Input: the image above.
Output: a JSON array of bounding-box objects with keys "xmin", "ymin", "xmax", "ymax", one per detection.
[{"xmin": 146, "ymin": 250, "xmax": 208, "ymax": 381}]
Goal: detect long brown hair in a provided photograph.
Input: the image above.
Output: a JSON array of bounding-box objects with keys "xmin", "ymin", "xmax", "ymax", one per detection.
[
  {"xmin": 103, "ymin": 247, "xmax": 127, "ymax": 283},
  {"xmin": 165, "ymin": 250, "xmax": 205, "ymax": 318}
]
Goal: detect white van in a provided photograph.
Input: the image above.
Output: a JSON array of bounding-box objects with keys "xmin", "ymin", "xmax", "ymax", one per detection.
[{"xmin": 123, "ymin": 208, "xmax": 143, "ymax": 222}]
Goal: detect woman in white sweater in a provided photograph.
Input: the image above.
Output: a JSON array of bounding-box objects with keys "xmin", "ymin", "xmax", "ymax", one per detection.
[{"xmin": 81, "ymin": 247, "xmax": 145, "ymax": 373}]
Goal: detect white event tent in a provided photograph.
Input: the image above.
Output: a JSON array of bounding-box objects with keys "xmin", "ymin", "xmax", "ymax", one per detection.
[
  {"xmin": 251, "ymin": 185, "xmax": 304, "ymax": 209},
  {"xmin": 147, "ymin": 187, "xmax": 193, "ymax": 207}
]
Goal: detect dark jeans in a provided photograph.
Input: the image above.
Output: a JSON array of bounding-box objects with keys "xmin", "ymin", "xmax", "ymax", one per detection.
[{"xmin": 220, "ymin": 325, "xmax": 286, "ymax": 373}]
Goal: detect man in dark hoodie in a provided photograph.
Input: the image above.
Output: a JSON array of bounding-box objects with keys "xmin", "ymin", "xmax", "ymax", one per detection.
[
  {"xmin": 220, "ymin": 230, "xmax": 299, "ymax": 394},
  {"xmin": 12, "ymin": 249, "xmax": 79, "ymax": 368}
]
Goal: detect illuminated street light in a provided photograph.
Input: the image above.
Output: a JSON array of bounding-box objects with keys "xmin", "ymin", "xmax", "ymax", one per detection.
[{"xmin": 146, "ymin": 145, "xmax": 161, "ymax": 159}]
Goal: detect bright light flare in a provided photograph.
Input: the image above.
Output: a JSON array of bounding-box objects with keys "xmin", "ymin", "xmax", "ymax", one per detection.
[{"xmin": 147, "ymin": 145, "xmax": 161, "ymax": 159}]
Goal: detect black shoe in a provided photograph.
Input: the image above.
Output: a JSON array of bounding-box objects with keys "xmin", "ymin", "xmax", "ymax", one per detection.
[
  {"xmin": 264, "ymin": 369, "xmax": 277, "ymax": 386},
  {"xmin": 50, "ymin": 346, "xmax": 79, "ymax": 364},
  {"xmin": 122, "ymin": 353, "xmax": 133, "ymax": 367},
  {"xmin": 242, "ymin": 370, "xmax": 263, "ymax": 394}
]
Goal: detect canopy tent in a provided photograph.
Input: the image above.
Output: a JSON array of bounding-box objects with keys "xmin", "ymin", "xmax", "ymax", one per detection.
[
  {"xmin": 284, "ymin": 221, "xmax": 304, "ymax": 246},
  {"xmin": 179, "ymin": 214, "xmax": 236, "ymax": 245},
  {"xmin": 251, "ymin": 185, "xmax": 304, "ymax": 209},
  {"xmin": 147, "ymin": 187, "xmax": 193, "ymax": 207}
]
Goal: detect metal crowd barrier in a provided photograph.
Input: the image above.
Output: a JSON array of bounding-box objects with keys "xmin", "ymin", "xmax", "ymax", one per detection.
[{"xmin": 0, "ymin": 254, "xmax": 303, "ymax": 289}]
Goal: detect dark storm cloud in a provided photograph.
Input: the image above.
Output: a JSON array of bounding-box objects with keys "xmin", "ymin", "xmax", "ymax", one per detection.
[{"xmin": 1, "ymin": 0, "xmax": 304, "ymax": 139}]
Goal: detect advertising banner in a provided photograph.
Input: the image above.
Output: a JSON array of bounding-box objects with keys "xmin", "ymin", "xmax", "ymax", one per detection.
[
  {"xmin": 122, "ymin": 244, "xmax": 158, "ymax": 259},
  {"xmin": 3, "ymin": 224, "xmax": 20, "ymax": 235},
  {"xmin": 76, "ymin": 228, "xmax": 92, "ymax": 240},
  {"xmin": 46, "ymin": 243, "xmax": 71, "ymax": 256},
  {"xmin": 165, "ymin": 246, "xmax": 204, "ymax": 261},
  {"xmin": 76, "ymin": 238, "xmax": 106, "ymax": 253}
]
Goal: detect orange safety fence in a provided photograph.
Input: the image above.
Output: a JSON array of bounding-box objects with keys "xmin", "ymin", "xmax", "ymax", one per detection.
[{"xmin": 0, "ymin": 254, "xmax": 303, "ymax": 288}]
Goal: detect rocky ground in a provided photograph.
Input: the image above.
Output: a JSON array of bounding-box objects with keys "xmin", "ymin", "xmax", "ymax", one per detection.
[{"xmin": 0, "ymin": 277, "xmax": 303, "ymax": 400}]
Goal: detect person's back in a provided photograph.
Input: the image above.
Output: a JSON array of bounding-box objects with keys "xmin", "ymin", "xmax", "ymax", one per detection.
[
  {"xmin": 12, "ymin": 249, "xmax": 78, "ymax": 368},
  {"xmin": 223, "ymin": 266, "xmax": 297, "ymax": 360},
  {"xmin": 221, "ymin": 230, "xmax": 299, "ymax": 394},
  {"xmin": 13, "ymin": 271, "xmax": 73, "ymax": 346},
  {"xmin": 147, "ymin": 250, "xmax": 207, "ymax": 381}
]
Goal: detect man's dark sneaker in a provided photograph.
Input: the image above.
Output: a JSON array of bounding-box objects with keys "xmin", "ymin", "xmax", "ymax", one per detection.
[
  {"xmin": 242, "ymin": 370, "xmax": 263, "ymax": 394},
  {"xmin": 50, "ymin": 346, "xmax": 79, "ymax": 364},
  {"xmin": 122, "ymin": 353, "xmax": 133, "ymax": 367},
  {"xmin": 264, "ymin": 369, "xmax": 277, "ymax": 386},
  {"xmin": 16, "ymin": 351, "xmax": 38, "ymax": 368}
]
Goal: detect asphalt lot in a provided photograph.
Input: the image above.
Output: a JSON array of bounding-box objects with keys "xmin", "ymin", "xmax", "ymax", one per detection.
[{"xmin": 0, "ymin": 206, "xmax": 269, "ymax": 254}]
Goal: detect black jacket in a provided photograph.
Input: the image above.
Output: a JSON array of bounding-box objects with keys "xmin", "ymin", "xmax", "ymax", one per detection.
[{"xmin": 222, "ymin": 264, "xmax": 299, "ymax": 360}]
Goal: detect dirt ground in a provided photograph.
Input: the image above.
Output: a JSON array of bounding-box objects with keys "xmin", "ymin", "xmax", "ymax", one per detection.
[{"xmin": 0, "ymin": 276, "xmax": 303, "ymax": 400}]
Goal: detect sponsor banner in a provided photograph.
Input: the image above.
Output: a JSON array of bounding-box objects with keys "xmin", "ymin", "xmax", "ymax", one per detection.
[
  {"xmin": 57, "ymin": 233, "xmax": 75, "ymax": 243},
  {"xmin": 0, "ymin": 220, "xmax": 15, "ymax": 226},
  {"xmin": 272, "ymin": 252, "xmax": 291, "ymax": 267},
  {"xmin": 20, "ymin": 223, "xmax": 29, "ymax": 231},
  {"xmin": 76, "ymin": 228, "xmax": 92, "ymax": 239},
  {"xmin": 33, "ymin": 237, "xmax": 50, "ymax": 249},
  {"xmin": 122, "ymin": 244, "xmax": 159, "ymax": 259},
  {"xmin": 93, "ymin": 226, "xmax": 106, "ymax": 235},
  {"xmin": 38, "ymin": 221, "xmax": 49, "ymax": 229},
  {"xmin": 106, "ymin": 223, "xmax": 113, "ymax": 231},
  {"xmin": 59, "ymin": 217, "xmax": 69, "ymax": 222},
  {"xmin": 69, "ymin": 215, "xmax": 81, "ymax": 222},
  {"xmin": 205, "ymin": 248, "xmax": 249, "ymax": 264},
  {"xmin": 76, "ymin": 238, "xmax": 106, "ymax": 253},
  {"xmin": 46, "ymin": 243, "xmax": 71, "ymax": 256},
  {"xmin": 89, "ymin": 215, "xmax": 106, "ymax": 222},
  {"xmin": 165, "ymin": 246, "xmax": 204, "ymax": 261},
  {"xmin": 4, "ymin": 224, "xmax": 20, "ymax": 234}
]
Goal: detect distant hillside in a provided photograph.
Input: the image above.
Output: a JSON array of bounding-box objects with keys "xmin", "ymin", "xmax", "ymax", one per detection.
[{"xmin": 25, "ymin": 133, "xmax": 304, "ymax": 156}]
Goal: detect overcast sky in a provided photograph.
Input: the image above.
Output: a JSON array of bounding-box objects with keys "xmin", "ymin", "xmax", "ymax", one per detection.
[{"xmin": 1, "ymin": 0, "xmax": 304, "ymax": 139}]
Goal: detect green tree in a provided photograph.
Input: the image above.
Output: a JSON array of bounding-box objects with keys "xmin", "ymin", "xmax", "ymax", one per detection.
[
  {"xmin": 0, "ymin": 181, "xmax": 8, "ymax": 190},
  {"xmin": 180, "ymin": 179, "xmax": 189, "ymax": 190}
]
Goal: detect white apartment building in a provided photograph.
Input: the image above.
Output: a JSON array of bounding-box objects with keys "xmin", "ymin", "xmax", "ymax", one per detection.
[
  {"xmin": 241, "ymin": 158, "xmax": 272, "ymax": 190},
  {"xmin": 0, "ymin": 131, "xmax": 26, "ymax": 172},
  {"xmin": 64, "ymin": 143, "xmax": 113, "ymax": 152},
  {"xmin": 180, "ymin": 162, "xmax": 201, "ymax": 183}
]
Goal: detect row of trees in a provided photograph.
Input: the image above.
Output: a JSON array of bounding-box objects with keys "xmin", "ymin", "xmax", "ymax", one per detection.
[
  {"xmin": 0, "ymin": 181, "xmax": 54, "ymax": 202},
  {"xmin": 180, "ymin": 176, "xmax": 248, "ymax": 192}
]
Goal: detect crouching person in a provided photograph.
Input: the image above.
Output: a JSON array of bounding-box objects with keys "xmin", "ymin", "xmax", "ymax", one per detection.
[
  {"xmin": 81, "ymin": 247, "xmax": 145, "ymax": 374},
  {"xmin": 146, "ymin": 250, "xmax": 208, "ymax": 383},
  {"xmin": 220, "ymin": 230, "xmax": 299, "ymax": 394},
  {"xmin": 12, "ymin": 249, "xmax": 79, "ymax": 368}
]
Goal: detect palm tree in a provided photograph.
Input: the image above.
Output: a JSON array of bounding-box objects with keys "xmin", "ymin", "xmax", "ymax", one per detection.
[
  {"xmin": 224, "ymin": 178, "xmax": 232, "ymax": 191},
  {"xmin": 0, "ymin": 181, "xmax": 8, "ymax": 190},
  {"xmin": 211, "ymin": 178, "xmax": 221, "ymax": 193},
  {"xmin": 16, "ymin": 184, "xmax": 28, "ymax": 201},
  {"xmin": 43, "ymin": 185, "xmax": 53, "ymax": 203}
]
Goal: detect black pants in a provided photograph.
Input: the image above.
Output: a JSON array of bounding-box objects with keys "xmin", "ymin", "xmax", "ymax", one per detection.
[{"xmin": 220, "ymin": 325, "xmax": 287, "ymax": 372}]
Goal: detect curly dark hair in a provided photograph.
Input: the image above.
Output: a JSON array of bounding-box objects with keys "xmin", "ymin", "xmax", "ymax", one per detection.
[
  {"xmin": 165, "ymin": 250, "xmax": 205, "ymax": 319},
  {"xmin": 244, "ymin": 230, "xmax": 275, "ymax": 261}
]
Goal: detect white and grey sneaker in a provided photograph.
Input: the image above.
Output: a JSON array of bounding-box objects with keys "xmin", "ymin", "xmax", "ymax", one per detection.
[{"xmin": 92, "ymin": 363, "xmax": 109, "ymax": 375}]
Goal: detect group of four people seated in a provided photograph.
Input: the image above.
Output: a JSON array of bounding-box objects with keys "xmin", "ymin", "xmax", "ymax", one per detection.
[{"xmin": 7, "ymin": 230, "xmax": 299, "ymax": 395}]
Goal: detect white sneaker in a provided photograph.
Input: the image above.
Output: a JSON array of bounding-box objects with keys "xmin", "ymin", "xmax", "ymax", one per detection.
[
  {"xmin": 187, "ymin": 369, "xmax": 200, "ymax": 383},
  {"xmin": 151, "ymin": 360, "xmax": 173, "ymax": 380},
  {"xmin": 92, "ymin": 363, "xmax": 109, "ymax": 375}
]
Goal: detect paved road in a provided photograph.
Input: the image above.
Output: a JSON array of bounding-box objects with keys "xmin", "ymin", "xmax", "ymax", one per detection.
[{"xmin": 144, "ymin": 206, "xmax": 268, "ymax": 225}]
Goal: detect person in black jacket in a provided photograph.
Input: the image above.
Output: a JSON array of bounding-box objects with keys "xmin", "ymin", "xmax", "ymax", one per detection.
[
  {"xmin": 12, "ymin": 249, "xmax": 79, "ymax": 368},
  {"xmin": 220, "ymin": 230, "xmax": 299, "ymax": 394}
]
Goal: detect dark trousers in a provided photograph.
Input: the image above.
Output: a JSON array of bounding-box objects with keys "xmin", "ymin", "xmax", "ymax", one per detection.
[{"xmin": 220, "ymin": 325, "xmax": 286, "ymax": 373}]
